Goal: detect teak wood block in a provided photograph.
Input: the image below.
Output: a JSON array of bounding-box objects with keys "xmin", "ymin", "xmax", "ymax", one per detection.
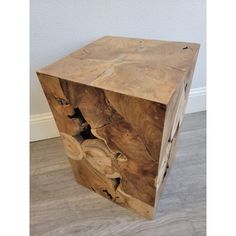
[{"xmin": 37, "ymin": 36, "xmax": 200, "ymax": 219}]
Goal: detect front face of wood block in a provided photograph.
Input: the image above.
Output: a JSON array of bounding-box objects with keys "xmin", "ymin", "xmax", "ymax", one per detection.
[{"xmin": 37, "ymin": 36, "xmax": 200, "ymax": 219}]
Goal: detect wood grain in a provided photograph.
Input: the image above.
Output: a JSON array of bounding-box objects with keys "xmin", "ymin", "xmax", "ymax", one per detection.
[
  {"xmin": 30, "ymin": 112, "xmax": 206, "ymax": 236},
  {"xmin": 38, "ymin": 36, "xmax": 200, "ymax": 104},
  {"xmin": 37, "ymin": 36, "xmax": 200, "ymax": 219}
]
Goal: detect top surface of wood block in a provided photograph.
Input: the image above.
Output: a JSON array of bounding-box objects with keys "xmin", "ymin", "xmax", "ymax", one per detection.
[{"xmin": 38, "ymin": 36, "xmax": 200, "ymax": 105}]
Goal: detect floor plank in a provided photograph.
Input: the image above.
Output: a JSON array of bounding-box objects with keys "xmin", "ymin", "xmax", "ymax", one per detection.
[{"xmin": 30, "ymin": 111, "xmax": 206, "ymax": 236}]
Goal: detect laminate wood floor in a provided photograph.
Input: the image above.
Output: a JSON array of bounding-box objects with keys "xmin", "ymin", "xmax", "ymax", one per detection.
[{"xmin": 30, "ymin": 111, "xmax": 206, "ymax": 236}]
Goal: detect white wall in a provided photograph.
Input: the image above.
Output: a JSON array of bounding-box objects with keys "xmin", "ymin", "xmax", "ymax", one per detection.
[{"xmin": 30, "ymin": 0, "xmax": 206, "ymax": 141}]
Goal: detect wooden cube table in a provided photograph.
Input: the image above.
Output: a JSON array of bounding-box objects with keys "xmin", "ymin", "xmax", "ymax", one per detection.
[{"xmin": 37, "ymin": 36, "xmax": 200, "ymax": 219}]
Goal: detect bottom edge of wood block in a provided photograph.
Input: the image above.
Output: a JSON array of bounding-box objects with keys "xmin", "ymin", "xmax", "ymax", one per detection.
[{"xmin": 73, "ymin": 177, "xmax": 156, "ymax": 219}]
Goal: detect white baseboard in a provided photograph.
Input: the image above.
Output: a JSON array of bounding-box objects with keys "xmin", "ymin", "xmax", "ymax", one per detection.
[
  {"xmin": 185, "ymin": 87, "xmax": 206, "ymax": 113},
  {"xmin": 30, "ymin": 86, "xmax": 206, "ymax": 142},
  {"xmin": 30, "ymin": 113, "xmax": 59, "ymax": 142}
]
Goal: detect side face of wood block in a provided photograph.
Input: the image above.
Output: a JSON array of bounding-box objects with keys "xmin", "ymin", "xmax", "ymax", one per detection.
[{"xmin": 37, "ymin": 36, "xmax": 200, "ymax": 219}]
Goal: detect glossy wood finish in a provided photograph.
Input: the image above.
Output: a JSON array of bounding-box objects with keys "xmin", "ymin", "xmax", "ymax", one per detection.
[
  {"xmin": 37, "ymin": 36, "xmax": 200, "ymax": 218},
  {"xmin": 30, "ymin": 112, "xmax": 206, "ymax": 236}
]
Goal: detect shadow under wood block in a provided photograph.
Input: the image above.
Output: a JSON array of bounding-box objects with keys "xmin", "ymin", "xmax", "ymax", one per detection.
[{"xmin": 37, "ymin": 36, "xmax": 200, "ymax": 219}]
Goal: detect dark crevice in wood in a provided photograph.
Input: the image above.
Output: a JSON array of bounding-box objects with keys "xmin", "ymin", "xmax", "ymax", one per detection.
[
  {"xmin": 114, "ymin": 152, "xmax": 122, "ymax": 159},
  {"xmin": 114, "ymin": 177, "xmax": 121, "ymax": 189},
  {"xmin": 68, "ymin": 107, "xmax": 86, "ymax": 123},
  {"xmin": 109, "ymin": 177, "xmax": 121, "ymax": 190},
  {"xmin": 91, "ymin": 187, "xmax": 95, "ymax": 192},
  {"xmin": 185, "ymin": 83, "xmax": 188, "ymax": 93},
  {"xmin": 182, "ymin": 46, "xmax": 188, "ymax": 50},
  {"xmin": 163, "ymin": 164, "xmax": 169, "ymax": 180},
  {"xmin": 103, "ymin": 190, "xmax": 113, "ymax": 199},
  {"xmin": 80, "ymin": 124, "xmax": 97, "ymax": 139},
  {"xmin": 68, "ymin": 107, "xmax": 97, "ymax": 140}
]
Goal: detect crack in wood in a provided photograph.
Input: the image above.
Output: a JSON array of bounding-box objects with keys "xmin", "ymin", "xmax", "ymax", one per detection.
[
  {"xmin": 80, "ymin": 124, "xmax": 97, "ymax": 140},
  {"xmin": 68, "ymin": 107, "xmax": 86, "ymax": 123},
  {"xmin": 103, "ymin": 189, "xmax": 113, "ymax": 199},
  {"xmin": 54, "ymin": 96, "xmax": 69, "ymax": 105}
]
